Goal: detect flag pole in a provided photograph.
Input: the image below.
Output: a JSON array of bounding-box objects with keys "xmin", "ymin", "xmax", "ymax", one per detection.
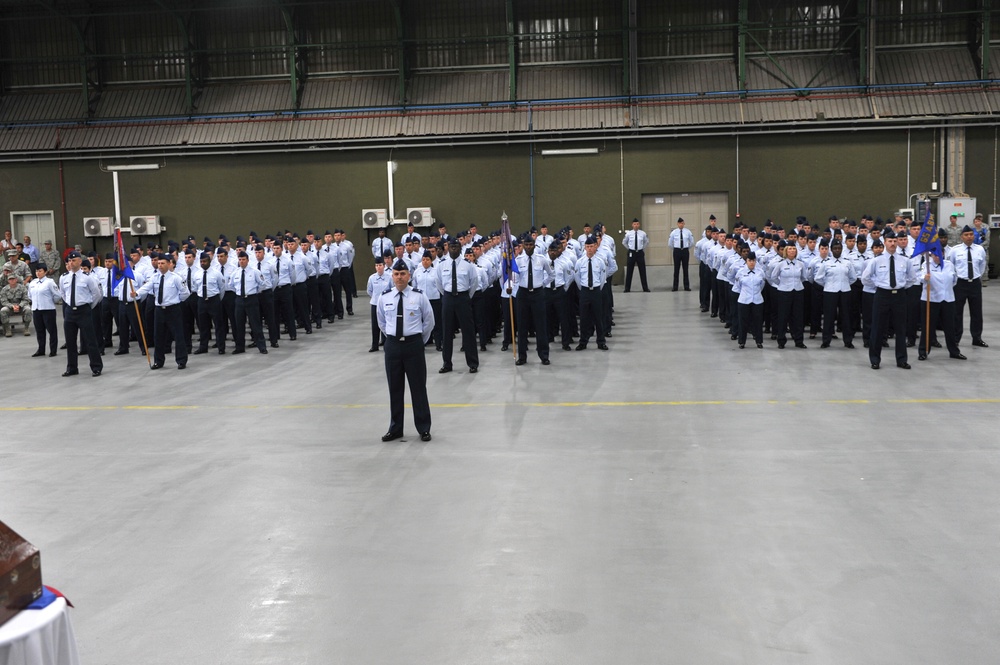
[
  {"xmin": 509, "ymin": 289, "xmax": 517, "ymax": 359},
  {"xmin": 128, "ymin": 277, "xmax": 153, "ymax": 368},
  {"xmin": 924, "ymin": 256, "xmax": 931, "ymax": 357},
  {"xmin": 501, "ymin": 211, "xmax": 518, "ymax": 360}
]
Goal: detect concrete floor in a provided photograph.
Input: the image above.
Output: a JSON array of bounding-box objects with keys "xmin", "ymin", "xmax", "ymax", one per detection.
[{"xmin": 2, "ymin": 272, "xmax": 999, "ymax": 664}]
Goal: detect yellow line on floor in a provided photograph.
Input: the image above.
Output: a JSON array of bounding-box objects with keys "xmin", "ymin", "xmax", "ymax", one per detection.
[{"xmin": 2, "ymin": 398, "xmax": 1000, "ymax": 412}]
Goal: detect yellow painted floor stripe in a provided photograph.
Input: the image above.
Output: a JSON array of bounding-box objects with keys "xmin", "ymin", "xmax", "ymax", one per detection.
[{"xmin": 2, "ymin": 397, "xmax": 1000, "ymax": 412}]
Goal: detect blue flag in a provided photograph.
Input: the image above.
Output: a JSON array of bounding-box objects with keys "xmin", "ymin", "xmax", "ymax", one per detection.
[
  {"xmin": 111, "ymin": 226, "xmax": 135, "ymax": 290},
  {"xmin": 499, "ymin": 214, "xmax": 520, "ymax": 285},
  {"xmin": 910, "ymin": 208, "xmax": 943, "ymax": 265}
]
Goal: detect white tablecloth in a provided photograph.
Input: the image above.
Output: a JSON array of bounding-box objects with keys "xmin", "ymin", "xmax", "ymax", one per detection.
[{"xmin": 0, "ymin": 598, "xmax": 79, "ymax": 665}]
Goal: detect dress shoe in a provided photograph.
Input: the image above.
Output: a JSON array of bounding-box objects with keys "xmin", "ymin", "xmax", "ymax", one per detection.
[
  {"xmin": 328, "ymin": 317, "xmax": 336, "ymax": 324},
  {"xmin": 931, "ymin": 340, "xmax": 942, "ymax": 348},
  {"xmin": 306, "ymin": 329, "xmax": 312, "ymax": 334},
  {"xmin": 92, "ymin": 370, "xmax": 101, "ymax": 377},
  {"xmin": 271, "ymin": 342, "xmax": 279, "ymax": 348},
  {"xmin": 347, "ymin": 310, "xmax": 354, "ymax": 316},
  {"xmin": 232, "ymin": 348, "xmax": 246, "ymax": 355},
  {"xmin": 820, "ymin": 342, "xmax": 830, "ymax": 348},
  {"xmin": 863, "ymin": 341, "xmax": 870, "ymax": 348},
  {"xmin": 844, "ymin": 342, "xmax": 855, "ymax": 349},
  {"xmin": 337, "ymin": 314, "xmax": 344, "ymax": 320},
  {"xmin": 501, "ymin": 345, "xmax": 509, "ymax": 351},
  {"xmin": 438, "ymin": 366, "xmax": 452, "ymax": 374},
  {"xmin": 870, "ymin": 363, "xmax": 880, "ymax": 370},
  {"xmin": 515, "ymin": 358, "xmax": 526, "ymax": 365},
  {"xmin": 575, "ymin": 344, "xmax": 587, "ymax": 351},
  {"xmin": 114, "ymin": 349, "xmax": 129, "ymax": 355},
  {"xmin": 177, "ymin": 363, "xmax": 187, "ymax": 370},
  {"xmin": 381, "ymin": 431, "xmax": 403, "ymax": 442},
  {"xmin": 756, "ymin": 343, "xmax": 763, "ymax": 349},
  {"xmin": 795, "ymin": 342, "xmax": 807, "ymax": 349},
  {"xmin": 897, "ymin": 362, "xmax": 911, "ymax": 369},
  {"xmin": 973, "ymin": 339, "xmax": 989, "ymax": 347},
  {"xmin": 950, "ymin": 353, "xmax": 967, "ymax": 360},
  {"xmin": 150, "ymin": 363, "xmax": 162, "ymax": 370},
  {"xmin": 62, "ymin": 370, "xmax": 78, "ymax": 377},
  {"xmin": 671, "ymin": 287, "xmax": 678, "ymax": 292},
  {"xmin": 218, "ymin": 349, "xmax": 226, "ymax": 355},
  {"xmin": 598, "ymin": 344, "xmax": 609, "ymax": 350},
  {"xmin": 710, "ymin": 312, "xmax": 718, "ymax": 318},
  {"xmin": 605, "ymin": 333, "xmax": 612, "ymax": 338},
  {"xmin": 259, "ymin": 348, "xmax": 268, "ymax": 355},
  {"xmin": 480, "ymin": 345, "xmax": 487, "ymax": 351},
  {"xmin": 918, "ymin": 353, "xmax": 927, "ymax": 361},
  {"xmin": 541, "ymin": 358, "xmax": 550, "ymax": 365},
  {"xmin": 49, "ymin": 351, "xmax": 57, "ymax": 357},
  {"xmin": 60, "ymin": 343, "xmax": 67, "ymax": 349},
  {"xmin": 289, "ymin": 336, "xmax": 297, "ymax": 341},
  {"xmin": 562, "ymin": 344, "xmax": 571, "ymax": 351},
  {"xmin": 469, "ymin": 367, "xmax": 478, "ymax": 373},
  {"xmin": 31, "ymin": 351, "xmax": 45, "ymax": 357},
  {"xmin": 643, "ymin": 289, "xmax": 651, "ymax": 293},
  {"xmin": 435, "ymin": 345, "xmax": 442, "ymax": 352},
  {"xmin": 369, "ymin": 346, "xmax": 379, "ymax": 352},
  {"xmin": 684, "ymin": 287, "xmax": 691, "ymax": 291},
  {"xmin": 193, "ymin": 348, "xmax": 206, "ymax": 355},
  {"xmin": 420, "ymin": 432, "xmax": 432, "ymax": 442},
  {"xmin": 730, "ymin": 334, "xmax": 737, "ymax": 341},
  {"xmin": 777, "ymin": 343, "xmax": 786, "ymax": 349},
  {"xmin": 739, "ymin": 343, "xmax": 745, "ymax": 349}
]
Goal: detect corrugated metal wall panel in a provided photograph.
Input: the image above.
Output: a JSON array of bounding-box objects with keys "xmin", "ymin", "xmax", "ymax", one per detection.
[
  {"xmin": 518, "ymin": 65, "xmax": 622, "ymax": 100},
  {"xmin": 529, "ymin": 105, "xmax": 626, "ymax": 131},
  {"xmin": 745, "ymin": 54, "xmax": 858, "ymax": 91},
  {"xmin": 196, "ymin": 82, "xmax": 295, "ymax": 115},
  {"xmin": 407, "ymin": 71, "xmax": 509, "ymax": 105},
  {"xmin": 1, "ymin": 91, "xmax": 86, "ymax": 122},
  {"xmin": 301, "ymin": 77, "xmax": 399, "ymax": 109},
  {"xmin": 405, "ymin": 109, "xmax": 527, "ymax": 135},
  {"xmin": 98, "ymin": 86, "xmax": 188, "ymax": 118},
  {"xmin": 741, "ymin": 95, "xmax": 872, "ymax": 123},
  {"xmin": 875, "ymin": 47, "xmax": 977, "ymax": 84},
  {"xmin": 873, "ymin": 90, "xmax": 989, "ymax": 117},
  {"xmin": 637, "ymin": 99, "xmax": 742, "ymax": 127},
  {"xmin": 638, "ymin": 60, "xmax": 737, "ymax": 95},
  {"xmin": 0, "ymin": 126, "xmax": 57, "ymax": 152}
]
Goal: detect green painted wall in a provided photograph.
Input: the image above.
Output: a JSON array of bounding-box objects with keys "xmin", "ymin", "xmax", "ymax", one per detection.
[{"xmin": 0, "ymin": 127, "xmax": 978, "ymax": 284}]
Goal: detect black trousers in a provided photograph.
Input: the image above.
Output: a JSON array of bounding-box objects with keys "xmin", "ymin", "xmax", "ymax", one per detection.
[
  {"xmin": 428, "ymin": 298, "xmax": 442, "ymax": 346},
  {"xmin": 306, "ymin": 276, "xmax": 322, "ymax": 325},
  {"xmin": 861, "ymin": 291, "xmax": 875, "ymax": 344},
  {"xmin": 344, "ymin": 263, "xmax": 358, "ymax": 298},
  {"xmin": 318, "ymin": 274, "xmax": 334, "ymax": 320},
  {"xmin": 601, "ymin": 282, "xmax": 613, "ymax": 335},
  {"xmin": 220, "ymin": 291, "xmax": 237, "ymax": 344},
  {"xmin": 370, "ymin": 304, "xmax": 384, "ymax": 348},
  {"xmin": 546, "ymin": 286, "xmax": 572, "ymax": 346},
  {"xmin": 292, "ymin": 282, "xmax": 311, "ymax": 333},
  {"xmin": 920, "ymin": 300, "xmax": 960, "ymax": 357},
  {"xmin": 578, "ymin": 286, "xmax": 604, "ymax": 345},
  {"xmin": 699, "ymin": 263, "xmax": 712, "ymax": 310},
  {"xmin": 823, "ymin": 290, "xmax": 854, "ymax": 345},
  {"xmin": 773, "ymin": 289, "xmax": 804, "ymax": 345},
  {"xmin": 516, "ymin": 289, "xmax": 549, "ymax": 361},
  {"xmin": 181, "ymin": 296, "xmax": 197, "ymax": 352},
  {"xmin": 64, "ymin": 304, "xmax": 102, "ymax": 373},
  {"xmin": 196, "ymin": 294, "xmax": 224, "ymax": 352},
  {"xmin": 117, "ymin": 299, "xmax": 148, "ymax": 353},
  {"xmin": 809, "ymin": 282, "xmax": 824, "ymax": 333},
  {"xmin": 471, "ymin": 292, "xmax": 489, "ymax": 348},
  {"xmin": 870, "ymin": 289, "xmax": 908, "ymax": 366},
  {"xmin": 905, "ymin": 284, "xmax": 922, "ymax": 343},
  {"xmin": 954, "ymin": 279, "xmax": 984, "ymax": 343},
  {"xmin": 101, "ymin": 296, "xmax": 119, "ymax": 346},
  {"xmin": 273, "ymin": 285, "xmax": 296, "ymax": 339},
  {"xmin": 502, "ymin": 296, "xmax": 516, "ymax": 346},
  {"xmin": 153, "ymin": 303, "xmax": 187, "ymax": 367},
  {"xmin": 235, "ymin": 294, "xmax": 265, "ymax": 351},
  {"xmin": 331, "ymin": 268, "xmax": 345, "ymax": 316},
  {"xmin": 672, "ymin": 248, "xmax": 690, "ymax": 289},
  {"xmin": 738, "ymin": 302, "xmax": 763, "ymax": 345},
  {"xmin": 441, "ymin": 291, "xmax": 478, "ymax": 369},
  {"xmin": 384, "ymin": 335, "xmax": 431, "ymax": 436},
  {"xmin": 32, "ymin": 309, "xmax": 58, "ymax": 354},
  {"xmin": 625, "ymin": 250, "xmax": 648, "ymax": 292},
  {"xmin": 258, "ymin": 289, "xmax": 277, "ymax": 344}
]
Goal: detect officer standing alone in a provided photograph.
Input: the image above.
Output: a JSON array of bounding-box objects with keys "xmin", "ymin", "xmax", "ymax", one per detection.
[{"xmin": 377, "ymin": 260, "xmax": 435, "ymax": 443}]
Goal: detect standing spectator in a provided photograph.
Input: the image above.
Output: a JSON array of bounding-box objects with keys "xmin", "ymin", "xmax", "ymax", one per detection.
[
  {"xmin": 668, "ymin": 217, "xmax": 695, "ymax": 291},
  {"xmin": 973, "ymin": 213, "xmax": 991, "ymax": 285},
  {"xmin": 0, "ymin": 230, "xmax": 15, "ymax": 259},
  {"xmin": 27, "ymin": 264, "xmax": 60, "ymax": 356},
  {"xmin": 22, "ymin": 236, "xmax": 39, "ymax": 263},
  {"xmin": 39, "ymin": 240, "xmax": 61, "ymax": 279}
]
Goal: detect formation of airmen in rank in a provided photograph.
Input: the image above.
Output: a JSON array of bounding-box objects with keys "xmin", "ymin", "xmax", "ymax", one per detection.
[{"xmin": 694, "ymin": 212, "xmax": 991, "ymax": 369}]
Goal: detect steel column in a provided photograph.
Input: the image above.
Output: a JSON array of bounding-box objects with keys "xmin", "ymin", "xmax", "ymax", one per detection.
[{"xmin": 506, "ymin": 0, "xmax": 516, "ymax": 101}]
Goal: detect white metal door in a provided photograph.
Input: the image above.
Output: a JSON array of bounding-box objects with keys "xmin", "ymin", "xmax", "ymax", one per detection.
[
  {"xmin": 640, "ymin": 193, "xmax": 728, "ymax": 266},
  {"xmin": 10, "ymin": 211, "xmax": 56, "ymax": 252}
]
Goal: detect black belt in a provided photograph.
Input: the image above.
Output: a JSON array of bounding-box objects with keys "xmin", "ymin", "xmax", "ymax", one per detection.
[
  {"xmin": 240, "ymin": 293, "xmax": 259, "ymax": 299},
  {"xmin": 157, "ymin": 302, "xmax": 179, "ymax": 309},
  {"xmin": 275, "ymin": 284, "xmax": 291, "ymax": 290},
  {"xmin": 386, "ymin": 334, "xmax": 418, "ymax": 343},
  {"xmin": 876, "ymin": 287, "xmax": 902, "ymax": 295},
  {"xmin": 70, "ymin": 303, "xmax": 91, "ymax": 311}
]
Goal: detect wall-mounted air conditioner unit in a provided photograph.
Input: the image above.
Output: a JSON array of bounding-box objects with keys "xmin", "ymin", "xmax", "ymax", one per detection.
[
  {"xmin": 83, "ymin": 217, "xmax": 112, "ymax": 237},
  {"xmin": 406, "ymin": 207, "xmax": 433, "ymax": 228},
  {"xmin": 362, "ymin": 209, "xmax": 389, "ymax": 228},
  {"xmin": 129, "ymin": 216, "xmax": 163, "ymax": 236}
]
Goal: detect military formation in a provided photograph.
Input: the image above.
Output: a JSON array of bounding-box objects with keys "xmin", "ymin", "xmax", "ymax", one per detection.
[{"xmin": 694, "ymin": 212, "xmax": 991, "ymax": 368}]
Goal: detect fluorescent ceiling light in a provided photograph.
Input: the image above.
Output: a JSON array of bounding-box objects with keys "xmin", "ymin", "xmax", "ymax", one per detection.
[
  {"xmin": 540, "ymin": 148, "xmax": 599, "ymax": 156},
  {"xmin": 106, "ymin": 163, "xmax": 161, "ymax": 171}
]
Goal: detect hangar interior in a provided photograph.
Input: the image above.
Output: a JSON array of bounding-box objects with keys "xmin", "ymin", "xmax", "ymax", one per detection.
[{"xmin": 2, "ymin": 2, "xmax": 1000, "ymax": 664}]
